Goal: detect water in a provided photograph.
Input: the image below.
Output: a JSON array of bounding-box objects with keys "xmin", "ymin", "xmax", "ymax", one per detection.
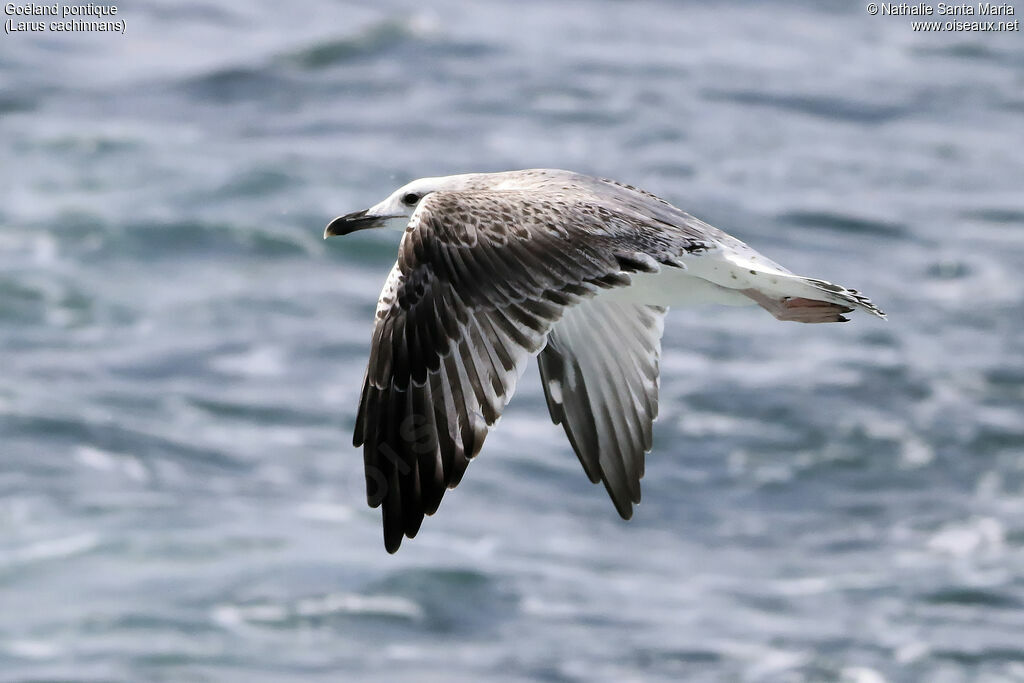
[{"xmin": 2, "ymin": 1, "xmax": 1023, "ymax": 680}]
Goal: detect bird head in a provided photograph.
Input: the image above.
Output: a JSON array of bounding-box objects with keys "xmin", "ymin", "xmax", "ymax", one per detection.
[{"xmin": 324, "ymin": 175, "xmax": 469, "ymax": 238}]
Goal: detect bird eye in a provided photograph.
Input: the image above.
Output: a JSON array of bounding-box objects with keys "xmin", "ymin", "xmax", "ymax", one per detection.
[{"xmin": 401, "ymin": 192, "xmax": 421, "ymax": 206}]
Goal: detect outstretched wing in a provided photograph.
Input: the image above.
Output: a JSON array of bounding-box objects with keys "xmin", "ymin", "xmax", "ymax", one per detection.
[
  {"xmin": 354, "ymin": 189, "xmax": 702, "ymax": 552},
  {"xmin": 537, "ymin": 299, "xmax": 665, "ymax": 520}
]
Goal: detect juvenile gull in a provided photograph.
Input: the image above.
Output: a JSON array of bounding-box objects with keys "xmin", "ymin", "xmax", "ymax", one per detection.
[{"xmin": 325, "ymin": 169, "xmax": 885, "ymax": 553}]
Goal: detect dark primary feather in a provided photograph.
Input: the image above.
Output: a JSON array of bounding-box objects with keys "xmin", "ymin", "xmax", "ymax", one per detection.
[{"xmin": 355, "ymin": 188, "xmax": 705, "ymax": 552}]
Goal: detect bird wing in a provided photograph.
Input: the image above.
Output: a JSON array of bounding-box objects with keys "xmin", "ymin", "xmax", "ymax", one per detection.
[
  {"xmin": 537, "ymin": 299, "xmax": 665, "ymax": 520},
  {"xmin": 354, "ymin": 189, "xmax": 704, "ymax": 552}
]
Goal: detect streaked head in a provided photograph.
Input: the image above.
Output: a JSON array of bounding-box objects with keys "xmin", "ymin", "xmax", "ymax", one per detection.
[{"xmin": 324, "ymin": 173, "xmax": 487, "ymax": 238}]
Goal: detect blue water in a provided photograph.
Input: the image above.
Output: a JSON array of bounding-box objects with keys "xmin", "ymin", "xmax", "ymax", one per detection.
[{"xmin": 2, "ymin": 1, "xmax": 1024, "ymax": 680}]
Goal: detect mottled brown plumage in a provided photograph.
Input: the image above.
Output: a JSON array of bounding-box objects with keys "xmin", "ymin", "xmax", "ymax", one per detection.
[
  {"xmin": 355, "ymin": 186, "xmax": 698, "ymax": 552},
  {"xmin": 327, "ymin": 170, "xmax": 885, "ymax": 552}
]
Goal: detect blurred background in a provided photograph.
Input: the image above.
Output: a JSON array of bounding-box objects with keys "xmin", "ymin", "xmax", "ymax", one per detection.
[{"xmin": 2, "ymin": 1, "xmax": 1023, "ymax": 681}]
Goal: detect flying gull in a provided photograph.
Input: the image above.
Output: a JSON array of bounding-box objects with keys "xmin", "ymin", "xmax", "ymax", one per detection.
[{"xmin": 324, "ymin": 169, "xmax": 885, "ymax": 552}]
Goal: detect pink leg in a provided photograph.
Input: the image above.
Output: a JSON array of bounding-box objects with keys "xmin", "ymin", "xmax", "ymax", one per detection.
[{"xmin": 741, "ymin": 289, "xmax": 853, "ymax": 323}]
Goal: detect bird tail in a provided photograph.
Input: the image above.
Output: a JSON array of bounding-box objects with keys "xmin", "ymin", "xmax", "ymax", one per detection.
[
  {"xmin": 678, "ymin": 248, "xmax": 886, "ymax": 323},
  {"xmin": 741, "ymin": 272, "xmax": 886, "ymax": 323},
  {"xmin": 793, "ymin": 276, "xmax": 886, "ymax": 319}
]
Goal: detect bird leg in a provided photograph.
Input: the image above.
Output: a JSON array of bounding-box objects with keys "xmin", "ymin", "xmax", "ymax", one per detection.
[{"xmin": 741, "ymin": 289, "xmax": 853, "ymax": 323}]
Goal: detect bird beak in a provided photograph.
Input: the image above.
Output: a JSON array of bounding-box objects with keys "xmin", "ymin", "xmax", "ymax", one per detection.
[{"xmin": 324, "ymin": 209, "xmax": 386, "ymax": 238}]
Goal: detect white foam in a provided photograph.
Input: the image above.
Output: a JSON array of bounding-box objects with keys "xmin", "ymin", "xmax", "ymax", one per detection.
[
  {"xmin": 841, "ymin": 667, "xmax": 888, "ymax": 683},
  {"xmin": 10, "ymin": 532, "xmax": 100, "ymax": 564},
  {"xmin": 894, "ymin": 640, "xmax": 930, "ymax": 664},
  {"xmin": 744, "ymin": 648, "xmax": 809, "ymax": 679},
  {"xmin": 3, "ymin": 638, "xmax": 61, "ymax": 660},
  {"xmin": 928, "ymin": 516, "xmax": 1005, "ymax": 557},
  {"xmin": 294, "ymin": 593, "xmax": 424, "ymax": 620},
  {"xmin": 210, "ymin": 345, "xmax": 285, "ymax": 377},
  {"xmin": 75, "ymin": 446, "xmax": 151, "ymax": 483},
  {"xmin": 212, "ymin": 593, "xmax": 424, "ymax": 630},
  {"xmin": 295, "ymin": 501, "xmax": 353, "ymax": 523}
]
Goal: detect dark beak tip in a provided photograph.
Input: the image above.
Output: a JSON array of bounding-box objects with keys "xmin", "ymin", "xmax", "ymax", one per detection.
[
  {"xmin": 324, "ymin": 209, "xmax": 371, "ymax": 239},
  {"xmin": 323, "ymin": 219, "xmax": 341, "ymax": 239}
]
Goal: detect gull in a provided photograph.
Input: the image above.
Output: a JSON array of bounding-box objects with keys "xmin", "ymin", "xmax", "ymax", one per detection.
[{"xmin": 325, "ymin": 169, "xmax": 885, "ymax": 552}]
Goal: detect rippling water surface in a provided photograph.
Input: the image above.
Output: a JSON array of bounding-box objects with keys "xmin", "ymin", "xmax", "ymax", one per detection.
[{"xmin": 2, "ymin": 1, "xmax": 1024, "ymax": 681}]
